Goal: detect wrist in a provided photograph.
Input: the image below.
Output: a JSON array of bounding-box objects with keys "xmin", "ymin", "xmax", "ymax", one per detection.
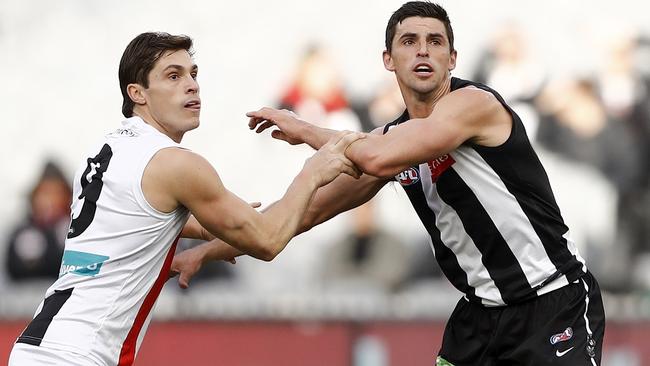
[
  {"xmin": 296, "ymin": 168, "xmax": 321, "ymax": 191},
  {"xmin": 199, "ymin": 242, "xmax": 217, "ymax": 263},
  {"xmin": 299, "ymin": 122, "xmax": 326, "ymax": 149}
]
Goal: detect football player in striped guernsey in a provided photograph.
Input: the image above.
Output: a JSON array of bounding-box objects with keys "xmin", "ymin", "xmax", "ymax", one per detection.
[{"xmin": 173, "ymin": 2, "xmax": 605, "ymax": 365}]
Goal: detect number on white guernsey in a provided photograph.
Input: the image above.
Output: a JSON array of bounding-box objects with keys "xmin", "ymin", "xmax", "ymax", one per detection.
[{"xmin": 67, "ymin": 144, "xmax": 113, "ymax": 238}]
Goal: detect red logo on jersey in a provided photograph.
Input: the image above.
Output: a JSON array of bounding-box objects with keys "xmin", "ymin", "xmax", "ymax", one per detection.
[
  {"xmin": 396, "ymin": 167, "xmax": 420, "ymax": 186},
  {"xmin": 550, "ymin": 327, "xmax": 573, "ymax": 345},
  {"xmin": 427, "ymin": 154, "xmax": 455, "ymax": 182}
]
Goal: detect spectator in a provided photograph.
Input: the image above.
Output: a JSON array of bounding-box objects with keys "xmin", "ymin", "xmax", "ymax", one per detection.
[
  {"xmin": 278, "ymin": 44, "xmax": 362, "ymax": 132},
  {"xmin": 472, "ymin": 23, "xmax": 546, "ymax": 140},
  {"xmin": 5, "ymin": 161, "xmax": 71, "ymax": 281},
  {"xmin": 535, "ymin": 78, "xmax": 641, "ymax": 291},
  {"xmin": 321, "ymin": 201, "xmax": 410, "ymax": 292}
]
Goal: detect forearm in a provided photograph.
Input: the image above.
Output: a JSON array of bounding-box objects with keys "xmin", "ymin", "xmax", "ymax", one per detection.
[
  {"xmin": 253, "ymin": 171, "xmax": 319, "ymax": 259},
  {"xmin": 341, "ymin": 132, "xmax": 418, "ymax": 178},
  {"xmin": 200, "ymin": 239, "xmax": 244, "ymax": 262},
  {"xmin": 301, "ymin": 124, "xmax": 407, "ymax": 178},
  {"xmin": 181, "ymin": 215, "xmax": 216, "ymax": 241},
  {"xmin": 299, "ymin": 123, "xmax": 339, "ymax": 150},
  {"xmin": 189, "ymin": 173, "xmax": 318, "ymax": 262}
]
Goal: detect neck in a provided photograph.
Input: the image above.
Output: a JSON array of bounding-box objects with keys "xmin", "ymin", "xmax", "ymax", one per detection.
[
  {"xmin": 133, "ymin": 110, "xmax": 183, "ymax": 143},
  {"xmin": 402, "ymin": 76, "xmax": 452, "ymax": 119}
]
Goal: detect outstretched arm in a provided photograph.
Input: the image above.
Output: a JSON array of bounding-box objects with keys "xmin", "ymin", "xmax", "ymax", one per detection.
[
  {"xmin": 248, "ymin": 87, "xmax": 512, "ymax": 178},
  {"xmin": 152, "ymin": 131, "xmax": 363, "ymax": 262},
  {"xmin": 296, "ymin": 128, "xmax": 392, "ymax": 233},
  {"xmin": 171, "ymin": 139, "xmax": 389, "ymax": 288}
]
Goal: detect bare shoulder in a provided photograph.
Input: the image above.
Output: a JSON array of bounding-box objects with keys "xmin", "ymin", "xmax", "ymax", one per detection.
[
  {"xmin": 149, "ymin": 147, "xmax": 209, "ymax": 169},
  {"xmin": 442, "ymin": 86, "xmax": 504, "ymax": 116},
  {"xmin": 144, "ymin": 147, "xmax": 221, "ymax": 212},
  {"xmin": 439, "ymin": 86, "xmax": 511, "ymax": 146}
]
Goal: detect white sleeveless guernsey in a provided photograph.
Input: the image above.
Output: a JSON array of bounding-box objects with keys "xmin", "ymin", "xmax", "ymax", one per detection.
[{"xmin": 12, "ymin": 116, "xmax": 190, "ymax": 366}]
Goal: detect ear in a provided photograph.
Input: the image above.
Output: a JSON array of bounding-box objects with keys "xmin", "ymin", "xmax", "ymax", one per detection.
[
  {"xmin": 448, "ymin": 49, "xmax": 458, "ymax": 72},
  {"xmin": 127, "ymin": 83, "xmax": 146, "ymax": 106},
  {"xmin": 383, "ymin": 50, "xmax": 395, "ymax": 72}
]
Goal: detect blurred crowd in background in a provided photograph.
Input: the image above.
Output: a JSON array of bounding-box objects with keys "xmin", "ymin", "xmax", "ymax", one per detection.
[
  {"xmin": 3, "ymin": 21, "xmax": 650, "ymax": 314},
  {"xmin": 3, "ymin": 13, "xmax": 650, "ymax": 340}
]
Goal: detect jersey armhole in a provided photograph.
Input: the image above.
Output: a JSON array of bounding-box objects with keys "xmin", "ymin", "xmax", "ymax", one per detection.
[
  {"xmin": 133, "ymin": 146, "xmax": 188, "ymax": 219},
  {"xmin": 465, "ymin": 86, "xmax": 519, "ymax": 152}
]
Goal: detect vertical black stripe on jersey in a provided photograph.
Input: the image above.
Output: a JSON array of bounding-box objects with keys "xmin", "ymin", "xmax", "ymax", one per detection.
[
  {"xmin": 384, "ymin": 114, "xmax": 479, "ymax": 302},
  {"xmin": 17, "ymin": 288, "xmax": 74, "ymax": 346},
  {"xmin": 401, "ymin": 177, "xmax": 480, "ymax": 303},
  {"xmin": 437, "ymin": 169, "xmax": 532, "ymax": 304},
  {"xmin": 468, "ymin": 83, "xmax": 586, "ymax": 284}
]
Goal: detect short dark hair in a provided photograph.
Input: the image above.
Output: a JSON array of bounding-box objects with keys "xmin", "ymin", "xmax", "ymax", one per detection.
[
  {"xmin": 385, "ymin": 1, "xmax": 454, "ymax": 53},
  {"xmin": 118, "ymin": 32, "xmax": 194, "ymax": 118}
]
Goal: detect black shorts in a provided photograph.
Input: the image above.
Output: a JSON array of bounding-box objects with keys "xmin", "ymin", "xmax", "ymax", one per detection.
[{"xmin": 437, "ymin": 271, "xmax": 605, "ymax": 366}]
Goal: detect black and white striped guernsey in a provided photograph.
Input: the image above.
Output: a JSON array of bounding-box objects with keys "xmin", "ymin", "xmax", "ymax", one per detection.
[{"xmin": 386, "ymin": 77, "xmax": 587, "ymax": 306}]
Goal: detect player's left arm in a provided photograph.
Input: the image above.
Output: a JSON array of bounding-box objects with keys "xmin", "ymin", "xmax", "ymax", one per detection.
[
  {"xmin": 345, "ymin": 87, "xmax": 512, "ymax": 178},
  {"xmin": 180, "ymin": 215, "xmax": 215, "ymax": 240},
  {"xmin": 180, "ymin": 201, "xmax": 262, "ymax": 240}
]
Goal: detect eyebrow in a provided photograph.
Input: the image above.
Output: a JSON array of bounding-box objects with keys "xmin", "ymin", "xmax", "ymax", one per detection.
[
  {"xmin": 162, "ymin": 64, "xmax": 199, "ymax": 73},
  {"xmin": 399, "ymin": 32, "xmax": 445, "ymax": 40}
]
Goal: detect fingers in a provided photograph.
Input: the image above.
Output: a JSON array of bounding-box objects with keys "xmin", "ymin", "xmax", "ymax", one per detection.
[
  {"xmin": 255, "ymin": 120, "xmax": 276, "ymax": 134},
  {"xmin": 339, "ymin": 161, "xmax": 362, "ymax": 179},
  {"xmin": 271, "ymin": 130, "xmax": 301, "ymax": 145},
  {"xmin": 168, "ymin": 270, "xmax": 179, "ymax": 280},
  {"xmin": 271, "ymin": 130, "xmax": 289, "ymax": 142},
  {"xmin": 247, "ymin": 107, "xmax": 279, "ymax": 130},
  {"xmin": 248, "ymin": 116, "xmax": 266, "ymax": 131},
  {"xmin": 322, "ymin": 130, "xmax": 350, "ymax": 146},
  {"xmin": 326, "ymin": 131, "xmax": 366, "ymax": 153},
  {"xmin": 339, "ymin": 156, "xmax": 362, "ymax": 179},
  {"xmin": 178, "ymin": 272, "xmax": 190, "ymax": 289}
]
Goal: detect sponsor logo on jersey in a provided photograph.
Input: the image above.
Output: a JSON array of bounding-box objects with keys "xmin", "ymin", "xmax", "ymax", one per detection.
[
  {"xmin": 108, "ymin": 128, "xmax": 137, "ymax": 137},
  {"xmin": 549, "ymin": 327, "xmax": 573, "ymax": 345},
  {"xmin": 396, "ymin": 167, "xmax": 420, "ymax": 186},
  {"xmin": 427, "ymin": 154, "xmax": 455, "ymax": 182},
  {"xmin": 555, "ymin": 347, "xmax": 574, "ymax": 357},
  {"xmin": 59, "ymin": 250, "xmax": 109, "ymax": 277}
]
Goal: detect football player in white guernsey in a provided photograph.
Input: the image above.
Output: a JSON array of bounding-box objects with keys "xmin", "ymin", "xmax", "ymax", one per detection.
[
  {"xmin": 9, "ymin": 32, "xmax": 363, "ymax": 366},
  {"xmin": 173, "ymin": 2, "xmax": 606, "ymax": 366}
]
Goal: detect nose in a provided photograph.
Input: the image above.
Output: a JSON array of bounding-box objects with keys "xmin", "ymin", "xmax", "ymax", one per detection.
[
  {"xmin": 417, "ymin": 41, "xmax": 429, "ymax": 57},
  {"xmin": 186, "ymin": 76, "xmax": 199, "ymax": 94}
]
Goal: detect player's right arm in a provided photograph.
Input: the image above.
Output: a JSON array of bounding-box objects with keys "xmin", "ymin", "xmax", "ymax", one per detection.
[
  {"xmin": 148, "ymin": 131, "xmax": 363, "ymax": 262},
  {"xmin": 169, "ymin": 161, "xmax": 388, "ymax": 288},
  {"xmin": 169, "ymin": 127, "xmax": 389, "ymax": 287}
]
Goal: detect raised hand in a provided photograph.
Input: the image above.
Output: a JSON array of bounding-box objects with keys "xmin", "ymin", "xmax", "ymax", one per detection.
[
  {"xmin": 246, "ymin": 107, "xmax": 308, "ymax": 145},
  {"xmin": 303, "ymin": 131, "xmax": 365, "ymax": 187}
]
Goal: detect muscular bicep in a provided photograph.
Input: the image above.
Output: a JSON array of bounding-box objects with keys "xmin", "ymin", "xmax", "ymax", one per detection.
[
  {"xmin": 345, "ymin": 88, "xmax": 510, "ymax": 177},
  {"xmin": 164, "ymin": 150, "xmax": 268, "ymax": 254}
]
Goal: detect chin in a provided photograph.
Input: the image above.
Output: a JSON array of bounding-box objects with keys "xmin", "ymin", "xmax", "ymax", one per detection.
[
  {"xmin": 188, "ymin": 118, "xmax": 200, "ymax": 131},
  {"xmin": 411, "ymin": 85, "xmax": 437, "ymax": 95}
]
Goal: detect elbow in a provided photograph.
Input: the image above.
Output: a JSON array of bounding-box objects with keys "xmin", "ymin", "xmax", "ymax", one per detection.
[
  {"xmin": 248, "ymin": 242, "xmax": 280, "ymax": 262},
  {"xmin": 356, "ymin": 151, "xmax": 398, "ymax": 178},
  {"xmin": 257, "ymin": 246, "xmax": 279, "ymax": 262},
  {"xmin": 249, "ymin": 237, "xmax": 282, "ymax": 262}
]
